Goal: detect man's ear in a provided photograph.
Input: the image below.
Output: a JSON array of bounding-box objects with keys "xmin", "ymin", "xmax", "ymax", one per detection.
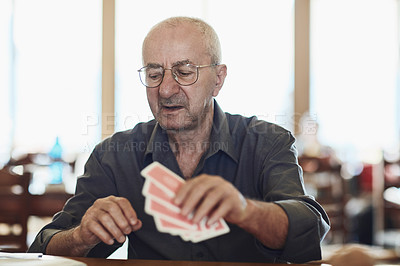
[{"xmin": 212, "ymin": 64, "xmax": 227, "ymax": 97}]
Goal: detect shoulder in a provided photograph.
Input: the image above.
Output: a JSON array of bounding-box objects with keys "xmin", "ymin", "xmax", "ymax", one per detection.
[
  {"xmin": 225, "ymin": 112, "xmax": 293, "ymax": 145},
  {"xmin": 93, "ymin": 120, "xmax": 157, "ymax": 156}
]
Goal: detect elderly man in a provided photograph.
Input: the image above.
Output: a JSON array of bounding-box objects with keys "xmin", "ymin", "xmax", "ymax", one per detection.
[{"xmin": 28, "ymin": 16, "xmax": 329, "ymax": 263}]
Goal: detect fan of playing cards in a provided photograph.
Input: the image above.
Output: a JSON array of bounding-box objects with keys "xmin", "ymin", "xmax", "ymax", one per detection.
[{"xmin": 141, "ymin": 161, "xmax": 230, "ymax": 243}]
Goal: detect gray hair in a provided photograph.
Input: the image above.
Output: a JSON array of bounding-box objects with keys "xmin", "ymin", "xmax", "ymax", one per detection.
[{"xmin": 143, "ymin": 16, "xmax": 222, "ymax": 64}]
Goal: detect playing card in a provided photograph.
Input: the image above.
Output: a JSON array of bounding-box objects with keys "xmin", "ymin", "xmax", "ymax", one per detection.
[
  {"xmin": 190, "ymin": 218, "xmax": 230, "ymax": 243},
  {"xmin": 154, "ymin": 216, "xmax": 191, "ymax": 234},
  {"xmin": 141, "ymin": 161, "xmax": 230, "ymax": 242},
  {"xmin": 155, "ymin": 216, "xmax": 209, "ymax": 242},
  {"xmin": 142, "ymin": 179, "xmax": 180, "ymax": 212},
  {"xmin": 141, "ymin": 161, "xmax": 185, "ymax": 197},
  {"xmin": 145, "ymin": 198, "xmax": 198, "ymax": 230}
]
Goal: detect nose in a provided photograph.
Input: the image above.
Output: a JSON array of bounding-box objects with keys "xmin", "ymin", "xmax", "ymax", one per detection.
[{"xmin": 159, "ymin": 69, "xmax": 180, "ymax": 98}]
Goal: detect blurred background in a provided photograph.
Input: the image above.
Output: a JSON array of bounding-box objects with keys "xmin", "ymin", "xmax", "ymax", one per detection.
[{"xmin": 0, "ymin": 0, "xmax": 399, "ymax": 258}]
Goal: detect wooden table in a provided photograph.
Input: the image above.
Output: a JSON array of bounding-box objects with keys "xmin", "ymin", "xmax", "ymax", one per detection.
[{"xmin": 69, "ymin": 257, "xmax": 321, "ymax": 266}]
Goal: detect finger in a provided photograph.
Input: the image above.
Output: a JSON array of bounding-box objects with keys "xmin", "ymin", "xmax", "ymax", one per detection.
[
  {"xmin": 131, "ymin": 219, "xmax": 143, "ymax": 231},
  {"xmin": 174, "ymin": 179, "xmax": 197, "ymax": 206},
  {"xmin": 174, "ymin": 174, "xmax": 215, "ymax": 205},
  {"xmin": 191, "ymin": 187, "xmax": 225, "ymax": 224},
  {"xmin": 207, "ymin": 200, "xmax": 232, "ymax": 225},
  {"xmin": 179, "ymin": 180, "xmax": 216, "ymax": 217},
  {"xmin": 96, "ymin": 209, "xmax": 126, "ymax": 243},
  {"xmin": 84, "ymin": 217, "xmax": 115, "ymax": 245},
  {"xmin": 112, "ymin": 197, "xmax": 140, "ymax": 227},
  {"xmin": 95, "ymin": 199, "xmax": 131, "ymax": 237},
  {"xmin": 106, "ymin": 197, "xmax": 139, "ymax": 234},
  {"xmin": 208, "ymin": 193, "xmax": 248, "ymax": 225}
]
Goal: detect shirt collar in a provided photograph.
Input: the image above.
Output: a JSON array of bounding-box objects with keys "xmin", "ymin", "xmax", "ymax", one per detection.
[
  {"xmin": 207, "ymin": 100, "xmax": 239, "ymax": 163},
  {"xmin": 144, "ymin": 100, "xmax": 239, "ymax": 163}
]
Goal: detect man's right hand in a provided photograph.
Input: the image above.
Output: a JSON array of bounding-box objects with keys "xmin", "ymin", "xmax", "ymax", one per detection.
[{"xmin": 46, "ymin": 196, "xmax": 142, "ymax": 256}]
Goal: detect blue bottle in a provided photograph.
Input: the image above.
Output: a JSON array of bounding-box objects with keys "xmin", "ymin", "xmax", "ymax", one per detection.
[{"xmin": 49, "ymin": 137, "xmax": 63, "ymax": 184}]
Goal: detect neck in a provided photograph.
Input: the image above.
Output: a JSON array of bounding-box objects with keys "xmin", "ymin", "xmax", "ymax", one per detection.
[
  {"xmin": 166, "ymin": 101, "xmax": 215, "ymax": 179},
  {"xmin": 167, "ymin": 109, "xmax": 214, "ymax": 156}
]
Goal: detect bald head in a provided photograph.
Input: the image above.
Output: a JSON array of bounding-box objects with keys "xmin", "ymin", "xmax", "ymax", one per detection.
[{"xmin": 142, "ymin": 17, "xmax": 222, "ymax": 65}]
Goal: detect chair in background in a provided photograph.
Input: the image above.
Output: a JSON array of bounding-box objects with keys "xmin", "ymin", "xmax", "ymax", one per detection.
[
  {"xmin": 0, "ymin": 167, "xmax": 30, "ymax": 252},
  {"xmin": 299, "ymin": 155, "xmax": 348, "ymax": 244}
]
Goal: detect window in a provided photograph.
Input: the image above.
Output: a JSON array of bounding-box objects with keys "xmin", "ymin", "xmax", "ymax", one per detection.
[
  {"xmin": 0, "ymin": 0, "xmax": 102, "ymax": 166},
  {"xmin": 115, "ymin": 0, "xmax": 294, "ymax": 132},
  {"xmin": 310, "ymin": 0, "xmax": 399, "ymax": 161},
  {"xmin": 0, "ymin": 0, "xmax": 13, "ymax": 165}
]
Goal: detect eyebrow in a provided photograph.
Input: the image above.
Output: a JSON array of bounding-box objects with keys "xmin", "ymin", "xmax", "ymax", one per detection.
[
  {"xmin": 171, "ymin": 59, "xmax": 191, "ymax": 67},
  {"xmin": 146, "ymin": 63, "xmax": 162, "ymax": 68},
  {"xmin": 145, "ymin": 60, "xmax": 192, "ymax": 68}
]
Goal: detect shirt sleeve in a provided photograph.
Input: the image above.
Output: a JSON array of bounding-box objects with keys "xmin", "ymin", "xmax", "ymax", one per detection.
[
  {"xmin": 27, "ymin": 141, "xmax": 123, "ymax": 257},
  {"xmin": 258, "ymin": 131, "xmax": 330, "ymax": 263}
]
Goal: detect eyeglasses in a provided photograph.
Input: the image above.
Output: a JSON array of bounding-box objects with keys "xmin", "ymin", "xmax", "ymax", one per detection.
[{"xmin": 138, "ymin": 63, "xmax": 218, "ymax": 88}]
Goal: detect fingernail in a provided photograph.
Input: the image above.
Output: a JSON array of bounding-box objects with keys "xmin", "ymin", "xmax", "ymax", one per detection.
[
  {"xmin": 192, "ymin": 216, "xmax": 201, "ymax": 224},
  {"xmin": 187, "ymin": 212, "xmax": 194, "ymax": 220},
  {"xmin": 174, "ymin": 197, "xmax": 181, "ymax": 205},
  {"xmin": 207, "ymin": 219, "xmax": 216, "ymax": 226}
]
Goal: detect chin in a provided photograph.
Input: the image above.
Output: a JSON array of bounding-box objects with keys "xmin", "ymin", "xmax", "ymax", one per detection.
[
  {"xmin": 156, "ymin": 113, "xmax": 198, "ymax": 132},
  {"xmin": 158, "ymin": 119, "xmax": 198, "ymax": 132},
  {"xmin": 159, "ymin": 123, "xmax": 192, "ymax": 132}
]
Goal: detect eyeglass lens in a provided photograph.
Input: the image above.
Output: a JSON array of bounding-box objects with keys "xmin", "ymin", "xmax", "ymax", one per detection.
[{"xmin": 139, "ymin": 64, "xmax": 198, "ymax": 87}]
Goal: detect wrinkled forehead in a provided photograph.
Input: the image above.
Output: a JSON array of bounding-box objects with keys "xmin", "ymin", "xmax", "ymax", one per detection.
[{"xmin": 142, "ymin": 23, "xmax": 210, "ymax": 65}]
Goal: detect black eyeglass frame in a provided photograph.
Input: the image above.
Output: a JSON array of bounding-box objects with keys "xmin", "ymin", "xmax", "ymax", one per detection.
[{"xmin": 137, "ymin": 63, "xmax": 219, "ymax": 88}]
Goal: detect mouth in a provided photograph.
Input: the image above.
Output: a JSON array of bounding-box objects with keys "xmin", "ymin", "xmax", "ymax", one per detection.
[{"xmin": 161, "ymin": 105, "xmax": 184, "ymax": 112}]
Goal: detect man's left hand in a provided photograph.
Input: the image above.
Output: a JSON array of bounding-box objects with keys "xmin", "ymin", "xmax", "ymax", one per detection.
[{"xmin": 174, "ymin": 174, "xmax": 247, "ymax": 226}]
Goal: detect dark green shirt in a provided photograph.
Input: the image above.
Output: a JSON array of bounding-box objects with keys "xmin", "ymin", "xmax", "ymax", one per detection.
[{"xmin": 28, "ymin": 101, "xmax": 329, "ymax": 263}]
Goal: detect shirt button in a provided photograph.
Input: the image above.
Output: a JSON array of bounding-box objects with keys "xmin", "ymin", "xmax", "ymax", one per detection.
[{"xmin": 196, "ymin": 252, "xmax": 204, "ymax": 258}]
